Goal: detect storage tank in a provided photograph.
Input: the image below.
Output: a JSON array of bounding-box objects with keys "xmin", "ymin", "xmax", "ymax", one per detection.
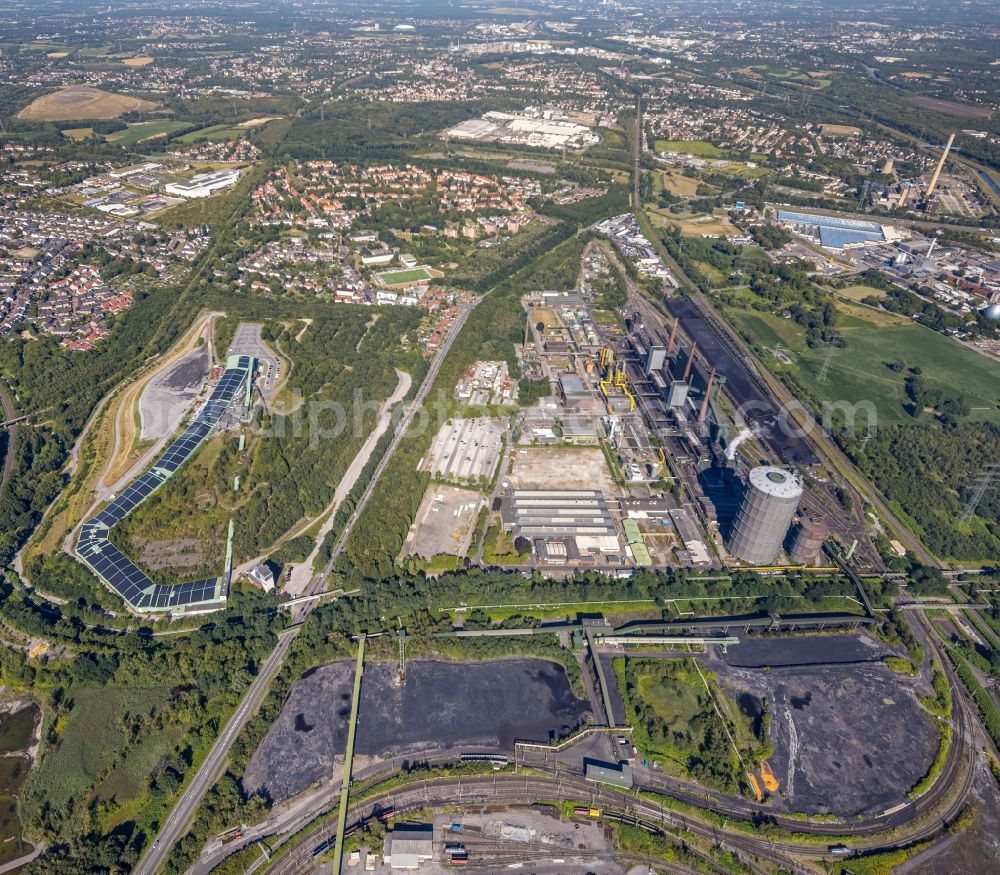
[
  {"xmin": 727, "ymin": 466, "xmax": 802, "ymax": 565},
  {"xmin": 789, "ymin": 515, "xmax": 830, "ymax": 565}
]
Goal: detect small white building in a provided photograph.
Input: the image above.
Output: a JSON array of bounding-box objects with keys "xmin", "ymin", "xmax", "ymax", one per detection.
[{"xmin": 246, "ymin": 562, "xmax": 275, "ymax": 592}]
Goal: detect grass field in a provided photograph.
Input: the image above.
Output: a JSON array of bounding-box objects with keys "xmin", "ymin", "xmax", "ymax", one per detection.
[
  {"xmin": 18, "ymin": 85, "xmax": 156, "ymax": 121},
  {"xmin": 61, "ymin": 126, "xmax": 95, "ymax": 141},
  {"xmin": 21, "ymin": 686, "xmax": 173, "ymax": 832},
  {"xmin": 730, "ymin": 304, "xmax": 1000, "ymax": 426},
  {"xmin": 106, "ymin": 119, "xmax": 190, "ymax": 146},
  {"xmin": 654, "ymin": 139, "xmax": 725, "ymax": 158},
  {"xmin": 614, "ymin": 657, "xmax": 757, "ymax": 792},
  {"xmin": 529, "ymin": 306, "xmax": 561, "ymax": 329},
  {"xmin": 648, "ymin": 208, "xmax": 739, "ymax": 237},
  {"xmin": 656, "ymin": 171, "xmax": 703, "ymax": 197},
  {"xmin": 174, "ymin": 123, "xmax": 246, "ymax": 144},
  {"xmin": 122, "ymin": 56, "xmax": 154, "ymax": 67},
  {"xmin": 836, "ymin": 284, "xmax": 886, "ymax": 301},
  {"xmin": 820, "ymin": 123, "xmax": 862, "ymax": 137},
  {"xmin": 377, "ymin": 266, "xmax": 433, "ymax": 285}
]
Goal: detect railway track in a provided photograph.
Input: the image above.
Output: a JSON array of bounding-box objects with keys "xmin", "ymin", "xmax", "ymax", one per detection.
[
  {"xmin": 0, "ymin": 380, "xmax": 18, "ymax": 489},
  {"xmin": 260, "ymin": 694, "xmax": 980, "ymax": 875},
  {"xmin": 263, "ymin": 776, "xmax": 797, "ymax": 875}
]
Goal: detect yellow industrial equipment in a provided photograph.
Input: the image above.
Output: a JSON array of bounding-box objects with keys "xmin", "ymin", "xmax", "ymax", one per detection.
[{"xmin": 760, "ymin": 760, "xmax": 779, "ymax": 793}]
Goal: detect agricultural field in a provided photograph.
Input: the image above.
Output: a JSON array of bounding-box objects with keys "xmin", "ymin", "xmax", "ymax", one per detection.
[
  {"xmin": 61, "ymin": 126, "xmax": 95, "ymax": 141},
  {"xmin": 769, "ymin": 69, "xmax": 832, "ymax": 88},
  {"xmin": 647, "ymin": 208, "xmax": 739, "ymax": 237},
  {"xmin": 18, "ymin": 85, "xmax": 156, "ymax": 121},
  {"xmin": 106, "ymin": 119, "xmax": 190, "ymax": 146},
  {"xmin": 122, "ymin": 56, "xmax": 154, "ymax": 67},
  {"xmin": 173, "ymin": 123, "xmax": 248, "ymax": 144},
  {"xmin": 730, "ymin": 304, "xmax": 1000, "ymax": 426},
  {"xmin": 655, "ymin": 170, "xmax": 703, "ymax": 197},
  {"xmin": 819, "ymin": 123, "xmax": 862, "ymax": 137},
  {"xmin": 835, "ymin": 283, "xmax": 887, "ymax": 301}
]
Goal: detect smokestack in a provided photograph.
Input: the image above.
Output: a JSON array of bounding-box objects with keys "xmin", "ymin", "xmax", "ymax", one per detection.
[
  {"xmin": 666, "ymin": 319, "xmax": 678, "ymax": 356},
  {"xmin": 698, "ymin": 368, "xmax": 716, "ymax": 422},
  {"xmin": 682, "ymin": 342, "xmax": 697, "ymax": 382},
  {"xmin": 926, "ymin": 133, "xmax": 955, "ymax": 199}
]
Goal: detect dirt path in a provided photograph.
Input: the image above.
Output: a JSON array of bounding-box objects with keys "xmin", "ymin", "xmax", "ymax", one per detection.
[
  {"xmin": 256, "ymin": 368, "xmax": 413, "ymax": 595},
  {"xmin": 293, "ymin": 318, "xmax": 312, "ymax": 343}
]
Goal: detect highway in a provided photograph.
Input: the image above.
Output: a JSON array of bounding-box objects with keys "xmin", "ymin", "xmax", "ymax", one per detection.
[
  {"xmin": 133, "ymin": 299, "xmax": 478, "ymax": 873},
  {"xmin": 132, "ymin": 628, "xmax": 299, "ymax": 875}
]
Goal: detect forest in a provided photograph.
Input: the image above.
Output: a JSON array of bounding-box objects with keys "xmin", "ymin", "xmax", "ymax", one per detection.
[{"xmin": 842, "ymin": 422, "xmax": 1000, "ymax": 561}]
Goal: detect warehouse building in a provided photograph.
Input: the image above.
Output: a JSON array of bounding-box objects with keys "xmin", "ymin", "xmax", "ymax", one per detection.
[
  {"xmin": 584, "ymin": 758, "xmax": 633, "ymax": 789},
  {"xmin": 775, "ymin": 209, "xmax": 892, "ymax": 250},
  {"xmin": 165, "ymin": 168, "xmax": 241, "ymax": 199},
  {"xmin": 384, "ymin": 823, "xmax": 434, "ymax": 870},
  {"xmin": 501, "ymin": 488, "xmax": 621, "ymax": 553}
]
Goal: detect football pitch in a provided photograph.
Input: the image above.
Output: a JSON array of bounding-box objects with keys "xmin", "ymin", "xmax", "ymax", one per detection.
[{"xmin": 377, "ymin": 267, "xmax": 432, "ymax": 285}]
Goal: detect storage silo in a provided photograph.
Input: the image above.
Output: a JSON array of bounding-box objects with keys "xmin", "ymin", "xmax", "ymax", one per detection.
[
  {"xmin": 728, "ymin": 466, "xmax": 802, "ymax": 565},
  {"xmin": 789, "ymin": 515, "xmax": 830, "ymax": 566}
]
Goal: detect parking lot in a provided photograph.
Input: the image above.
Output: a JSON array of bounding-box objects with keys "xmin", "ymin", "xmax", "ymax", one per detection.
[
  {"xmin": 228, "ymin": 322, "xmax": 280, "ymax": 398},
  {"xmin": 425, "ymin": 417, "xmax": 504, "ymax": 483}
]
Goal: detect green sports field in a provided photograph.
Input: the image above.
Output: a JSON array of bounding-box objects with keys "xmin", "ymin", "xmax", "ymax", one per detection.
[
  {"xmin": 654, "ymin": 139, "xmax": 725, "ymax": 158},
  {"xmin": 729, "ymin": 304, "xmax": 1000, "ymax": 426},
  {"xmin": 377, "ymin": 267, "xmax": 432, "ymax": 285}
]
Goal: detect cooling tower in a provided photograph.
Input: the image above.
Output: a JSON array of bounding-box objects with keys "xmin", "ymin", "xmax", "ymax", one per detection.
[{"xmin": 728, "ymin": 466, "xmax": 802, "ymax": 565}]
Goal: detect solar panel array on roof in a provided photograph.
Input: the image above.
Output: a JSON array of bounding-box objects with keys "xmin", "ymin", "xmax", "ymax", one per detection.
[{"xmin": 75, "ymin": 356, "xmax": 254, "ymax": 612}]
